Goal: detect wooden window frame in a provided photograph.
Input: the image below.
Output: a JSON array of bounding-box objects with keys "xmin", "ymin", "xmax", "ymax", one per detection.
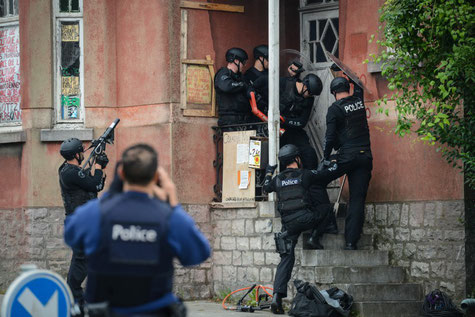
[{"xmin": 53, "ymin": 0, "xmax": 85, "ymax": 126}]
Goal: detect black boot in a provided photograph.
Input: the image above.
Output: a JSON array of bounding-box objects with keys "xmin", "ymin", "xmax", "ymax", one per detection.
[
  {"xmin": 271, "ymin": 293, "xmax": 285, "ymax": 314},
  {"xmin": 324, "ymin": 213, "xmax": 338, "ymax": 234},
  {"xmin": 307, "ymin": 229, "xmax": 324, "ymax": 250},
  {"xmin": 344, "ymin": 242, "xmax": 357, "ymax": 250}
]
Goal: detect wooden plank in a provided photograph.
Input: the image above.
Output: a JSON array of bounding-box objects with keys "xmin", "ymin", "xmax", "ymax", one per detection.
[
  {"xmin": 222, "ymin": 130, "xmax": 256, "ymax": 204},
  {"xmin": 180, "ymin": 9, "xmax": 188, "ymax": 110},
  {"xmin": 206, "ymin": 55, "xmax": 217, "ymax": 117},
  {"xmin": 181, "ymin": 58, "xmax": 214, "ymax": 65},
  {"xmin": 180, "ymin": 1, "xmax": 244, "ymax": 13}
]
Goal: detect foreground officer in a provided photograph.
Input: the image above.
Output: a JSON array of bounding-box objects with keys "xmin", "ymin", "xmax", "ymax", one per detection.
[
  {"xmin": 263, "ymin": 144, "xmax": 332, "ymax": 315},
  {"xmin": 215, "ymin": 47, "xmax": 254, "ymax": 128},
  {"xmin": 64, "ymin": 143, "xmax": 211, "ymax": 316},
  {"xmin": 279, "ymin": 73, "xmax": 323, "ymax": 169},
  {"xmin": 59, "ymin": 138, "xmax": 107, "ymax": 306},
  {"xmin": 320, "ymin": 76, "xmax": 372, "ymax": 250}
]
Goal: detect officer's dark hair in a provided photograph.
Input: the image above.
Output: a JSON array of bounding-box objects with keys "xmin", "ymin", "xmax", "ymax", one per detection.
[
  {"xmin": 121, "ymin": 144, "xmax": 158, "ymax": 186},
  {"xmin": 60, "ymin": 138, "xmax": 84, "ymax": 160},
  {"xmin": 330, "ymin": 77, "xmax": 350, "ymax": 94}
]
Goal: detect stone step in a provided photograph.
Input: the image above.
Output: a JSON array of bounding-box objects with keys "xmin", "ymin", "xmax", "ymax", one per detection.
[
  {"xmin": 338, "ymin": 283, "xmax": 423, "ymax": 302},
  {"xmin": 352, "ymin": 300, "xmax": 423, "ymax": 317},
  {"xmin": 300, "ymin": 250, "xmax": 389, "ymax": 267},
  {"xmin": 313, "ymin": 266, "xmax": 406, "ymax": 284},
  {"xmin": 302, "ymin": 232, "xmax": 373, "ymax": 250}
]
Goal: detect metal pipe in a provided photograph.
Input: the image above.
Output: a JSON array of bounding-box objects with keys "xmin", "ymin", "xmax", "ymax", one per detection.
[{"xmin": 268, "ymin": 0, "xmax": 280, "ymax": 201}]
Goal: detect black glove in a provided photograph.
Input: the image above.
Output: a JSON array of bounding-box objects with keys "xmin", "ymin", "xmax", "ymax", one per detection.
[
  {"xmin": 95, "ymin": 153, "xmax": 109, "ymax": 169},
  {"xmin": 265, "ymin": 164, "xmax": 277, "ymax": 175},
  {"xmin": 317, "ymin": 159, "xmax": 331, "ymax": 172},
  {"xmin": 246, "ymin": 85, "xmax": 256, "ymax": 99}
]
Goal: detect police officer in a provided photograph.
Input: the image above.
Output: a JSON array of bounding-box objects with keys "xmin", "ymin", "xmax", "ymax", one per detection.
[
  {"xmin": 263, "ymin": 144, "xmax": 332, "ymax": 315},
  {"xmin": 59, "ymin": 137, "xmax": 107, "ymax": 306},
  {"xmin": 64, "ymin": 143, "xmax": 211, "ymax": 317},
  {"xmin": 319, "ymin": 76, "xmax": 372, "ymax": 250},
  {"xmin": 244, "ymin": 45, "xmax": 268, "ymax": 84},
  {"xmin": 215, "ymin": 47, "xmax": 255, "ymax": 128},
  {"xmin": 279, "ymin": 73, "xmax": 323, "ymax": 170},
  {"xmin": 244, "ymin": 45, "xmax": 269, "ymax": 116}
]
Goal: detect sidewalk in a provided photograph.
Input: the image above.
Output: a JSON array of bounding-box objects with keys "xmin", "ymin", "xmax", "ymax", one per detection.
[{"xmin": 187, "ymin": 300, "xmax": 274, "ymax": 317}]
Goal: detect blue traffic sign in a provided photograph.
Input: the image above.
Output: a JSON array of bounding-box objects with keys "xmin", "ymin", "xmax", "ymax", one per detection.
[{"xmin": 1, "ymin": 266, "xmax": 74, "ymax": 317}]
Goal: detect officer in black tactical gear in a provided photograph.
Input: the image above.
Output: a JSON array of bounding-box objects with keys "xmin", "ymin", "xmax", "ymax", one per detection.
[
  {"xmin": 263, "ymin": 144, "xmax": 333, "ymax": 315},
  {"xmin": 279, "ymin": 73, "xmax": 323, "ymax": 169},
  {"xmin": 318, "ymin": 76, "xmax": 372, "ymax": 250},
  {"xmin": 215, "ymin": 47, "xmax": 255, "ymax": 128},
  {"xmin": 58, "ymin": 137, "xmax": 107, "ymax": 306},
  {"xmin": 244, "ymin": 45, "xmax": 268, "ymax": 84}
]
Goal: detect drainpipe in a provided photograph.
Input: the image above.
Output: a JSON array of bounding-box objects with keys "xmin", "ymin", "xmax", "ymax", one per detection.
[{"xmin": 268, "ymin": 0, "xmax": 279, "ymax": 201}]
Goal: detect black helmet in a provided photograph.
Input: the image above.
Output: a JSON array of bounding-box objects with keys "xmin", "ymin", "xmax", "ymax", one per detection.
[
  {"xmin": 225, "ymin": 47, "xmax": 248, "ymax": 63},
  {"xmin": 302, "ymin": 74, "xmax": 323, "ymax": 96},
  {"xmin": 278, "ymin": 144, "xmax": 299, "ymax": 167},
  {"xmin": 60, "ymin": 138, "xmax": 84, "ymax": 160},
  {"xmin": 253, "ymin": 45, "xmax": 268, "ymax": 60},
  {"xmin": 330, "ymin": 77, "xmax": 350, "ymax": 94}
]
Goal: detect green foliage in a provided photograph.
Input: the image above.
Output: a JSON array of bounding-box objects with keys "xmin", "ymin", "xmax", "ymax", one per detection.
[{"xmin": 373, "ymin": 0, "xmax": 475, "ymax": 188}]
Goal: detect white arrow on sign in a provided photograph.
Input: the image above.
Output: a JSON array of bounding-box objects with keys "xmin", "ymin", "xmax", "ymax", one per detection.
[{"xmin": 17, "ymin": 288, "xmax": 58, "ymax": 317}]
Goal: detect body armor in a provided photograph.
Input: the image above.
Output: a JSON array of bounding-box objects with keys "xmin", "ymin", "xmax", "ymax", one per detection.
[
  {"xmin": 275, "ymin": 169, "xmax": 309, "ymax": 217},
  {"xmin": 334, "ymin": 95, "xmax": 370, "ymax": 150},
  {"xmin": 59, "ymin": 163, "xmax": 98, "ymax": 216},
  {"xmin": 215, "ymin": 67, "xmax": 252, "ymax": 118},
  {"xmin": 86, "ymin": 192, "xmax": 175, "ymax": 307}
]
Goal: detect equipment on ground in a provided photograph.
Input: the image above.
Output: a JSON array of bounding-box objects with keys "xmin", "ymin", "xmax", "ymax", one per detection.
[
  {"xmin": 81, "ymin": 118, "xmax": 120, "ymax": 171},
  {"xmin": 421, "ymin": 289, "xmax": 463, "ymax": 317},
  {"xmin": 461, "ymin": 299, "xmax": 475, "ymax": 315},
  {"xmin": 221, "ymin": 284, "xmax": 273, "ymax": 312}
]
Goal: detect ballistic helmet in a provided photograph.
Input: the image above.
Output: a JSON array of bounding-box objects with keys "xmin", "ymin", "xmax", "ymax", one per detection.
[
  {"xmin": 330, "ymin": 77, "xmax": 350, "ymax": 94},
  {"xmin": 60, "ymin": 138, "xmax": 84, "ymax": 160},
  {"xmin": 278, "ymin": 144, "xmax": 299, "ymax": 167},
  {"xmin": 302, "ymin": 74, "xmax": 323, "ymax": 96},
  {"xmin": 253, "ymin": 45, "xmax": 268, "ymax": 60},
  {"xmin": 225, "ymin": 47, "xmax": 248, "ymax": 64}
]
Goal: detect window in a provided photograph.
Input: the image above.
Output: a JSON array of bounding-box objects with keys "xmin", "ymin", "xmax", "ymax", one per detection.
[
  {"xmin": 0, "ymin": 0, "xmax": 20, "ymax": 126},
  {"xmin": 53, "ymin": 0, "xmax": 83, "ymax": 124}
]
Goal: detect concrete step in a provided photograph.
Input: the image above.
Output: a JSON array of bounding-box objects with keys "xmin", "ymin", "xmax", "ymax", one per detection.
[
  {"xmin": 313, "ymin": 266, "xmax": 406, "ymax": 284},
  {"xmin": 352, "ymin": 300, "xmax": 423, "ymax": 317},
  {"xmin": 302, "ymin": 232, "xmax": 373, "ymax": 250},
  {"xmin": 339, "ymin": 283, "xmax": 423, "ymax": 302},
  {"xmin": 300, "ymin": 250, "xmax": 389, "ymax": 267}
]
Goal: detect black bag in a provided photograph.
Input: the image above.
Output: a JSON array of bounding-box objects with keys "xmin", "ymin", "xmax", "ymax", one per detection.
[
  {"xmin": 421, "ymin": 289, "xmax": 463, "ymax": 317},
  {"xmin": 288, "ymin": 280, "xmax": 342, "ymax": 317}
]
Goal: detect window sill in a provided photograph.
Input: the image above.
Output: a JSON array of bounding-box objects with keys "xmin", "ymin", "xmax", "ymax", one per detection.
[
  {"xmin": 367, "ymin": 61, "xmax": 383, "ymax": 73},
  {"xmin": 40, "ymin": 128, "xmax": 93, "ymax": 142},
  {"xmin": 0, "ymin": 129, "xmax": 26, "ymax": 144}
]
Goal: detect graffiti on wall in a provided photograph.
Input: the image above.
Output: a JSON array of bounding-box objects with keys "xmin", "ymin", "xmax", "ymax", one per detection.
[
  {"xmin": 61, "ymin": 21, "xmax": 80, "ymax": 120},
  {"xmin": 186, "ymin": 65, "xmax": 212, "ymax": 105},
  {"xmin": 0, "ymin": 25, "xmax": 21, "ymax": 124}
]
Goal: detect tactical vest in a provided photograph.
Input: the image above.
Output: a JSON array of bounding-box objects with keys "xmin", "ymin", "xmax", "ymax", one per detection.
[
  {"xmin": 334, "ymin": 95, "xmax": 370, "ymax": 147},
  {"xmin": 86, "ymin": 192, "xmax": 175, "ymax": 308},
  {"xmin": 215, "ymin": 67, "xmax": 251, "ymax": 117},
  {"xmin": 275, "ymin": 169, "xmax": 309, "ymax": 217},
  {"xmin": 59, "ymin": 163, "xmax": 97, "ymax": 215}
]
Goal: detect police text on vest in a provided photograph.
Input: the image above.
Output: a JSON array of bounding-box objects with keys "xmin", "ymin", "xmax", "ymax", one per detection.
[
  {"xmin": 281, "ymin": 179, "xmax": 299, "ymax": 186},
  {"xmin": 344, "ymin": 101, "xmax": 364, "ymax": 113},
  {"xmin": 112, "ymin": 224, "xmax": 157, "ymax": 242}
]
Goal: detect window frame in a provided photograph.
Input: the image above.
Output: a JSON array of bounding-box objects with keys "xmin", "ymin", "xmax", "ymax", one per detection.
[
  {"xmin": 0, "ymin": 0, "xmax": 20, "ymax": 128},
  {"xmin": 52, "ymin": 0, "xmax": 85, "ymax": 126}
]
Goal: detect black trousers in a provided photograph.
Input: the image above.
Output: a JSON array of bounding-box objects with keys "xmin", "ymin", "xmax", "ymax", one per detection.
[
  {"xmin": 273, "ymin": 205, "xmax": 332, "ymax": 297},
  {"xmin": 67, "ymin": 249, "xmax": 88, "ymax": 302},
  {"xmin": 317, "ymin": 152, "xmax": 373, "ymax": 245}
]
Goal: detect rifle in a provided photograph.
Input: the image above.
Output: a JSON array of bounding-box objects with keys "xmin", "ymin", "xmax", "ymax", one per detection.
[{"xmin": 81, "ymin": 118, "xmax": 120, "ymax": 170}]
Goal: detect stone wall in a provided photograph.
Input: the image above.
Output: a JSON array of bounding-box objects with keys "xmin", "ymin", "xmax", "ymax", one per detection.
[{"xmin": 363, "ymin": 200, "xmax": 466, "ymax": 301}]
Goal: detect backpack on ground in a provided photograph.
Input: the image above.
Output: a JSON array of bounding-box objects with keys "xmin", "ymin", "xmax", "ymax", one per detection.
[
  {"xmin": 288, "ymin": 280, "xmax": 353, "ymax": 317},
  {"xmin": 421, "ymin": 289, "xmax": 463, "ymax": 317}
]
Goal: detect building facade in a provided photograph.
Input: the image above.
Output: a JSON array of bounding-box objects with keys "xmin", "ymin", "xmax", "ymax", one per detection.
[{"xmin": 0, "ymin": 0, "xmax": 467, "ymax": 304}]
